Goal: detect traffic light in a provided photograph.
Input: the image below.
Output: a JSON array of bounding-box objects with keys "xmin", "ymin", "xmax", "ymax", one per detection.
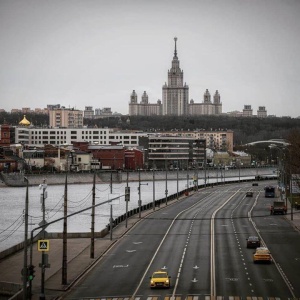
[
  {"xmin": 28, "ymin": 265, "xmax": 35, "ymax": 281},
  {"xmin": 125, "ymin": 187, "xmax": 130, "ymax": 201}
]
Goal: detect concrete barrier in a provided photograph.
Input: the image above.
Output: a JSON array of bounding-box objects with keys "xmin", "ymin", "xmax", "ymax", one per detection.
[{"xmin": 0, "ymin": 282, "xmax": 22, "ymax": 298}]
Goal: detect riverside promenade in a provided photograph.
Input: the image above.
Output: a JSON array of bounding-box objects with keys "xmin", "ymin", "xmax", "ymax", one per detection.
[{"xmin": 0, "ymin": 167, "xmax": 276, "ymax": 187}]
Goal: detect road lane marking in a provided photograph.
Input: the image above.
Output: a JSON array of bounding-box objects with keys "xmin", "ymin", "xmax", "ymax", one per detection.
[{"xmin": 211, "ymin": 190, "xmax": 240, "ymax": 296}]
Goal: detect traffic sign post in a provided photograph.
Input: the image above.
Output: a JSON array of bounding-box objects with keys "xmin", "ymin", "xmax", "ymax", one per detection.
[{"xmin": 37, "ymin": 240, "xmax": 50, "ymax": 252}]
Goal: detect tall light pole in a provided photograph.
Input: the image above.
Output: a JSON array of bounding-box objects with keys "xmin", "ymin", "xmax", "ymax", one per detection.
[
  {"xmin": 23, "ymin": 177, "xmax": 29, "ymax": 300},
  {"xmin": 39, "ymin": 179, "xmax": 47, "ymax": 300},
  {"xmin": 269, "ymin": 143, "xmax": 292, "ymax": 219},
  {"xmin": 90, "ymin": 173, "xmax": 95, "ymax": 258},
  {"xmin": 165, "ymin": 161, "xmax": 168, "ymax": 205},
  {"xmin": 62, "ymin": 175, "xmax": 68, "ymax": 285},
  {"xmin": 138, "ymin": 168, "xmax": 141, "ymax": 218},
  {"xmin": 176, "ymin": 161, "xmax": 179, "ymax": 199},
  {"xmin": 186, "ymin": 160, "xmax": 189, "ymax": 194},
  {"xmin": 237, "ymin": 158, "xmax": 241, "ymax": 182},
  {"xmin": 153, "ymin": 169, "xmax": 156, "ymax": 210},
  {"xmin": 138, "ymin": 167, "xmax": 148, "ymax": 217},
  {"xmin": 204, "ymin": 153, "xmax": 207, "ymax": 188}
]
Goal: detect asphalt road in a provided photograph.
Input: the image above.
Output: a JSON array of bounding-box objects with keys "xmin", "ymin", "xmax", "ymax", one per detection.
[{"xmin": 63, "ymin": 182, "xmax": 300, "ymax": 299}]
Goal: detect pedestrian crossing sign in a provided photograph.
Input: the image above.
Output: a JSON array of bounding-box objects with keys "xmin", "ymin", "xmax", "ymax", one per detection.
[{"xmin": 38, "ymin": 240, "xmax": 49, "ymax": 252}]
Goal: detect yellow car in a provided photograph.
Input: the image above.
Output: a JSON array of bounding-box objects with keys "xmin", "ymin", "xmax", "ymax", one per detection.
[
  {"xmin": 150, "ymin": 270, "xmax": 171, "ymax": 288},
  {"xmin": 253, "ymin": 247, "xmax": 272, "ymax": 263}
]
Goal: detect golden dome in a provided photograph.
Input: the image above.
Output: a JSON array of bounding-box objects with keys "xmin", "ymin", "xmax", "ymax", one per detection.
[{"xmin": 19, "ymin": 115, "xmax": 31, "ymax": 126}]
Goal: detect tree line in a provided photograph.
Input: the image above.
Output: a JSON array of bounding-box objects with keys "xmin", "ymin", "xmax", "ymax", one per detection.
[{"xmin": 1, "ymin": 112, "xmax": 300, "ymax": 146}]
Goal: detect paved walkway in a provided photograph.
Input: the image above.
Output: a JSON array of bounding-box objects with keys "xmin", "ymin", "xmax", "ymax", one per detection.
[{"xmin": 0, "ymin": 193, "xmax": 299, "ymax": 300}]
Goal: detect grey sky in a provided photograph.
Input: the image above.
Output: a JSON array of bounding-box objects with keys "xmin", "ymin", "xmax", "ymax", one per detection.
[{"xmin": 1, "ymin": 0, "xmax": 300, "ymax": 117}]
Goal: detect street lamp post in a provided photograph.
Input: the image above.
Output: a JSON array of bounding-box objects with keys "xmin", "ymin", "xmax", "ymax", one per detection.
[
  {"xmin": 152, "ymin": 169, "xmax": 155, "ymax": 211},
  {"xmin": 39, "ymin": 180, "xmax": 47, "ymax": 300},
  {"xmin": 269, "ymin": 144, "xmax": 293, "ymax": 220},
  {"xmin": 165, "ymin": 161, "xmax": 168, "ymax": 205},
  {"xmin": 238, "ymin": 159, "xmax": 241, "ymax": 182},
  {"xmin": 138, "ymin": 168, "xmax": 148, "ymax": 218},
  {"xmin": 23, "ymin": 177, "xmax": 29, "ymax": 300}
]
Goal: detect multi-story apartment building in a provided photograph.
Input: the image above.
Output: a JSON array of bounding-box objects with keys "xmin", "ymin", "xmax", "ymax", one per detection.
[
  {"xmin": 14, "ymin": 127, "xmax": 146, "ymax": 147},
  {"xmin": 243, "ymin": 105, "xmax": 253, "ymax": 117},
  {"xmin": 47, "ymin": 104, "xmax": 60, "ymax": 110},
  {"xmin": 257, "ymin": 106, "xmax": 267, "ymax": 118},
  {"xmin": 94, "ymin": 107, "xmax": 113, "ymax": 118},
  {"xmin": 158, "ymin": 130, "xmax": 233, "ymax": 152},
  {"xmin": 49, "ymin": 108, "xmax": 83, "ymax": 128},
  {"xmin": 140, "ymin": 135, "xmax": 206, "ymax": 170},
  {"xmin": 84, "ymin": 106, "xmax": 94, "ymax": 119},
  {"xmin": 83, "ymin": 106, "xmax": 114, "ymax": 119}
]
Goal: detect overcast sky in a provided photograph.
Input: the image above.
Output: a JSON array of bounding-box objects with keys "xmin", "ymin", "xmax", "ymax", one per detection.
[{"xmin": 1, "ymin": 0, "xmax": 300, "ymax": 118}]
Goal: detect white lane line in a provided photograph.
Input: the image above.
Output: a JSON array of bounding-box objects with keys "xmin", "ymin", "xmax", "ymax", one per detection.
[{"xmin": 210, "ymin": 190, "xmax": 240, "ymax": 296}]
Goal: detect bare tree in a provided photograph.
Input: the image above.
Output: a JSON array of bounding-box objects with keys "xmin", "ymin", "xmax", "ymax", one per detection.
[{"xmin": 286, "ymin": 129, "xmax": 300, "ymax": 193}]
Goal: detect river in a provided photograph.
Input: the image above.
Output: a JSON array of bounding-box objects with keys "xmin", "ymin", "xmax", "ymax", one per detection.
[{"xmin": 0, "ymin": 168, "xmax": 276, "ymax": 252}]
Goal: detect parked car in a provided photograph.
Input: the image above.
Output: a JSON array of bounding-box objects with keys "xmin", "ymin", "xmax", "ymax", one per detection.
[
  {"xmin": 246, "ymin": 236, "xmax": 261, "ymax": 248},
  {"xmin": 252, "ymin": 182, "xmax": 258, "ymax": 186},
  {"xmin": 253, "ymin": 247, "xmax": 272, "ymax": 263},
  {"xmin": 246, "ymin": 191, "xmax": 253, "ymax": 197},
  {"xmin": 150, "ymin": 270, "xmax": 171, "ymax": 288}
]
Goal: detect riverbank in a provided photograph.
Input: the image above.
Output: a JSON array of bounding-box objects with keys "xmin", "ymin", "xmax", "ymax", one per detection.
[{"xmin": 0, "ymin": 167, "xmax": 277, "ymax": 187}]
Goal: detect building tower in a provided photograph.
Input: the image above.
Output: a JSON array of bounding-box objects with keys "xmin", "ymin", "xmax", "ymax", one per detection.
[
  {"xmin": 213, "ymin": 90, "xmax": 222, "ymax": 114},
  {"xmin": 203, "ymin": 89, "xmax": 211, "ymax": 103},
  {"xmin": 129, "ymin": 90, "xmax": 139, "ymax": 116},
  {"xmin": 162, "ymin": 37, "xmax": 189, "ymax": 116}
]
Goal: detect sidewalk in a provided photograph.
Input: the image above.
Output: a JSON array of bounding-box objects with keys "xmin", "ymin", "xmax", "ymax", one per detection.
[
  {"xmin": 1, "ymin": 192, "xmax": 300, "ymax": 300},
  {"xmin": 0, "ymin": 202, "xmax": 166, "ymax": 300}
]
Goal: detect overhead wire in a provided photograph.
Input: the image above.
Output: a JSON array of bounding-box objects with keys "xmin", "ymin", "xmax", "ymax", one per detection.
[
  {"xmin": 0, "ymin": 218, "xmax": 24, "ymax": 242},
  {"xmin": 0, "ymin": 213, "xmax": 24, "ymax": 235}
]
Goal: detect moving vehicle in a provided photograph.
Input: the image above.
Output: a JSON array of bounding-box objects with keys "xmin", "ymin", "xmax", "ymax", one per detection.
[
  {"xmin": 246, "ymin": 191, "xmax": 253, "ymax": 197},
  {"xmin": 246, "ymin": 236, "xmax": 261, "ymax": 248},
  {"xmin": 252, "ymin": 182, "xmax": 258, "ymax": 186},
  {"xmin": 265, "ymin": 185, "xmax": 276, "ymax": 198},
  {"xmin": 270, "ymin": 200, "xmax": 287, "ymax": 215},
  {"xmin": 150, "ymin": 270, "xmax": 171, "ymax": 288},
  {"xmin": 253, "ymin": 247, "xmax": 272, "ymax": 263}
]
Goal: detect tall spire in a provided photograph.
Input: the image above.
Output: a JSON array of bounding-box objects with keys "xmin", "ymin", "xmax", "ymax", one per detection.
[{"xmin": 174, "ymin": 37, "xmax": 178, "ymax": 58}]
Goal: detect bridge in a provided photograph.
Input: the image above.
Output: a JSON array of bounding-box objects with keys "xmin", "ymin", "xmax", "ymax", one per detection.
[{"xmin": 245, "ymin": 139, "xmax": 289, "ymax": 146}]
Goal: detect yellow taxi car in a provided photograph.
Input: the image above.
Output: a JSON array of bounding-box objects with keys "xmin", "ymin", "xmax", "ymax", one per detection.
[
  {"xmin": 150, "ymin": 270, "xmax": 171, "ymax": 288},
  {"xmin": 253, "ymin": 247, "xmax": 272, "ymax": 263}
]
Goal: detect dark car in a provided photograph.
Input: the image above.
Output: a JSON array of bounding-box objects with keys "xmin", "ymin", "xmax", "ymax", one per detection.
[
  {"xmin": 247, "ymin": 236, "xmax": 261, "ymax": 248},
  {"xmin": 246, "ymin": 191, "xmax": 253, "ymax": 197},
  {"xmin": 252, "ymin": 182, "xmax": 258, "ymax": 186}
]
